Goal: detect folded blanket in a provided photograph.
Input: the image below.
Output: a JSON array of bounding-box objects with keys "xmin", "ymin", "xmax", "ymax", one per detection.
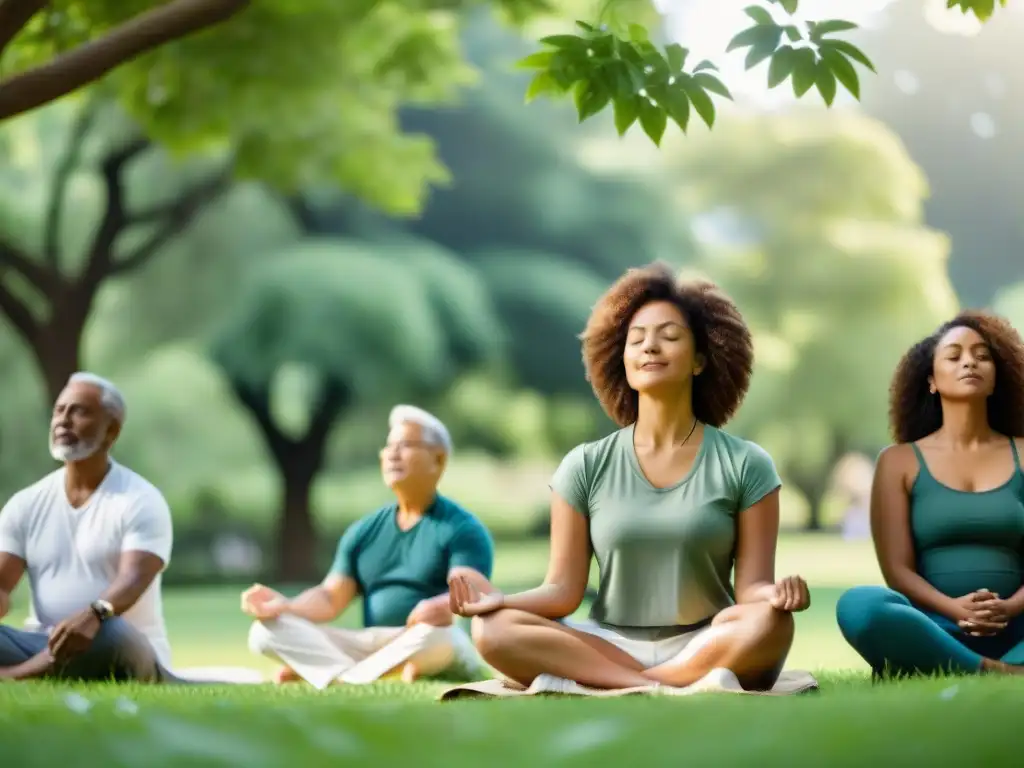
[{"xmin": 439, "ymin": 668, "xmax": 818, "ymax": 700}]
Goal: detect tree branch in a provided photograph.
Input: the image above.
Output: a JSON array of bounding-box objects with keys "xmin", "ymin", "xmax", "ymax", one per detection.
[
  {"xmin": 0, "ymin": 0, "xmax": 46, "ymax": 57},
  {"xmin": 0, "ymin": 268, "xmax": 39, "ymax": 343},
  {"xmin": 301, "ymin": 379, "xmax": 347, "ymax": 465},
  {"xmin": 76, "ymin": 135, "xmax": 151, "ymax": 285},
  {"xmin": 0, "ymin": 0, "xmax": 251, "ymax": 120},
  {"xmin": 109, "ymin": 161, "xmax": 233, "ymax": 277},
  {"xmin": 44, "ymin": 94, "xmax": 101, "ymax": 269},
  {"xmin": 0, "ymin": 236, "xmax": 58, "ymax": 294},
  {"xmin": 230, "ymin": 379, "xmax": 293, "ymax": 468}
]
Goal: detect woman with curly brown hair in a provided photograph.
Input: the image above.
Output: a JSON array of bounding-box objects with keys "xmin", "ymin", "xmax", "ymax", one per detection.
[
  {"xmin": 837, "ymin": 311, "xmax": 1024, "ymax": 678},
  {"xmin": 447, "ymin": 262, "xmax": 810, "ymax": 691}
]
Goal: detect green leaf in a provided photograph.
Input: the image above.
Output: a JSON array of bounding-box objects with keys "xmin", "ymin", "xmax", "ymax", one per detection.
[
  {"xmin": 807, "ymin": 19, "xmax": 859, "ymax": 39},
  {"xmin": 726, "ymin": 24, "xmax": 777, "ymax": 53},
  {"xmin": 613, "ymin": 95, "xmax": 640, "ymax": 135},
  {"xmin": 790, "ymin": 48, "xmax": 817, "ymax": 97},
  {"xmin": 821, "ymin": 47, "xmax": 860, "ymax": 99},
  {"xmin": 623, "ymin": 60, "xmax": 647, "ymax": 92},
  {"xmin": 575, "ymin": 20, "xmax": 596, "ymax": 33},
  {"xmin": 815, "ymin": 64, "xmax": 837, "ymax": 106},
  {"xmin": 665, "ymin": 43, "xmax": 688, "ymax": 72},
  {"xmin": 628, "ymin": 23, "xmax": 649, "ymax": 43},
  {"xmin": 539, "ymin": 34, "xmax": 588, "ymax": 51},
  {"xmin": 783, "ymin": 25, "xmax": 802, "ymax": 42},
  {"xmin": 525, "ymin": 71, "xmax": 564, "ymax": 103},
  {"xmin": 664, "ymin": 88, "xmax": 691, "ymax": 133},
  {"xmin": 745, "ymin": 35, "xmax": 781, "ymax": 70},
  {"xmin": 693, "ymin": 59, "xmax": 719, "ymax": 73},
  {"xmin": 682, "ymin": 77, "xmax": 716, "ymax": 128},
  {"xmin": 516, "ymin": 51, "xmax": 554, "ymax": 70},
  {"xmin": 638, "ymin": 99, "xmax": 667, "ymax": 146},
  {"xmin": 573, "ymin": 78, "xmax": 610, "ymax": 122},
  {"xmin": 773, "ymin": 0, "xmax": 799, "ymax": 14},
  {"xmin": 743, "ymin": 5, "xmax": 775, "ymax": 25},
  {"xmin": 968, "ymin": 0, "xmax": 996, "ymax": 21},
  {"xmin": 820, "ymin": 39, "xmax": 876, "ymax": 72},
  {"xmin": 692, "ymin": 72, "xmax": 733, "ymax": 100},
  {"xmin": 767, "ymin": 46, "xmax": 795, "ymax": 89}
]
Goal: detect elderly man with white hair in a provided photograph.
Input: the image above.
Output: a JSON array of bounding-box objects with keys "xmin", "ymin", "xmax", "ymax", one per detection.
[
  {"xmin": 243, "ymin": 404, "xmax": 496, "ymax": 687},
  {"xmin": 0, "ymin": 372, "xmax": 174, "ymax": 682}
]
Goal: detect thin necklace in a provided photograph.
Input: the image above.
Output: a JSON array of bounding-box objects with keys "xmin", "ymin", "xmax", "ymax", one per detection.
[{"xmin": 680, "ymin": 417, "xmax": 698, "ymax": 446}]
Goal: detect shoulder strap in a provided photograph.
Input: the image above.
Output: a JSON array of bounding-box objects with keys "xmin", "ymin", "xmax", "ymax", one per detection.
[
  {"xmin": 909, "ymin": 442, "xmax": 933, "ymax": 479},
  {"xmin": 909, "ymin": 442, "xmax": 925, "ymax": 465},
  {"xmin": 1010, "ymin": 438, "xmax": 1021, "ymax": 470}
]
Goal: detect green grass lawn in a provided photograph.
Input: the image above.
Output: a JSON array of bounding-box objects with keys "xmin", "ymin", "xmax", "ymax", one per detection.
[{"xmin": 5, "ymin": 535, "xmax": 1020, "ymax": 765}]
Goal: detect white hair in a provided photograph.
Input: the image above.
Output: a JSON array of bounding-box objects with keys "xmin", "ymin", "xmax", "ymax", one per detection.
[
  {"xmin": 388, "ymin": 404, "xmax": 452, "ymax": 455},
  {"xmin": 67, "ymin": 372, "xmax": 127, "ymax": 425}
]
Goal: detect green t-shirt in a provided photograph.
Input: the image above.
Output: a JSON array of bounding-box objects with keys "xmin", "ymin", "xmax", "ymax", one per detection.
[
  {"xmin": 551, "ymin": 424, "xmax": 781, "ymax": 637},
  {"xmin": 329, "ymin": 494, "xmax": 494, "ymax": 627}
]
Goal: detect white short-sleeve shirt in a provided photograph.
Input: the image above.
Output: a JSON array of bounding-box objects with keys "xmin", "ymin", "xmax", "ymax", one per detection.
[{"xmin": 0, "ymin": 461, "xmax": 174, "ymax": 667}]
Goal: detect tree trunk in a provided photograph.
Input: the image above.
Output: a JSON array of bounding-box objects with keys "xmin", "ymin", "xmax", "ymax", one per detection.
[
  {"xmin": 277, "ymin": 457, "xmax": 320, "ymax": 583},
  {"xmin": 0, "ymin": 121, "xmax": 231, "ymax": 410},
  {"xmin": 32, "ymin": 297, "xmax": 96, "ymax": 404},
  {"xmin": 789, "ymin": 432, "xmax": 849, "ymax": 531},
  {"xmin": 230, "ymin": 380, "xmax": 348, "ymax": 582}
]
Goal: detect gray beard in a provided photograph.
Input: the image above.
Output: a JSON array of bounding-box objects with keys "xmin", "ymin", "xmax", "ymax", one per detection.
[{"xmin": 49, "ymin": 436, "xmax": 102, "ymax": 463}]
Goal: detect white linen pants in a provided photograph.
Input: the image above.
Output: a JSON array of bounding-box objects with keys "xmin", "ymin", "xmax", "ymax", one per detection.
[{"xmin": 248, "ymin": 614, "xmax": 482, "ymax": 689}]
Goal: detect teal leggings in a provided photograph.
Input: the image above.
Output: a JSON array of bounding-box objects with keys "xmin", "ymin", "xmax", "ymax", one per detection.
[{"xmin": 836, "ymin": 586, "xmax": 1024, "ymax": 677}]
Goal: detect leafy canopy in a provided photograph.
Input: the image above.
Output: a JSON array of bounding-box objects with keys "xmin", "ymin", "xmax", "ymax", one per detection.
[
  {"xmin": 521, "ymin": 0, "xmax": 1009, "ymax": 146},
  {"xmin": 0, "ymin": 0, "xmax": 550, "ymax": 215}
]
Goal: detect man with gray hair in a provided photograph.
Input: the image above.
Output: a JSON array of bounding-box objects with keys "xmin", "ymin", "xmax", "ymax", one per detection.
[
  {"xmin": 243, "ymin": 404, "xmax": 496, "ymax": 688},
  {"xmin": 0, "ymin": 372, "xmax": 174, "ymax": 682}
]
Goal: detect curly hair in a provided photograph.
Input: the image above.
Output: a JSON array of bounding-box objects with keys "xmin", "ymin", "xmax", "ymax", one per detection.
[
  {"xmin": 581, "ymin": 262, "xmax": 753, "ymax": 427},
  {"xmin": 889, "ymin": 310, "xmax": 1024, "ymax": 443}
]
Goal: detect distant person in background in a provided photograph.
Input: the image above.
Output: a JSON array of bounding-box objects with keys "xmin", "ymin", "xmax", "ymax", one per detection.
[
  {"xmin": 449, "ymin": 263, "xmax": 810, "ymax": 692},
  {"xmin": 832, "ymin": 453, "xmax": 874, "ymax": 541},
  {"xmin": 837, "ymin": 312, "xmax": 1024, "ymax": 678},
  {"xmin": 0, "ymin": 373, "xmax": 174, "ymax": 682},
  {"xmin": 244, "ymin": 405, "xmax": 495, "ymax": 687}
]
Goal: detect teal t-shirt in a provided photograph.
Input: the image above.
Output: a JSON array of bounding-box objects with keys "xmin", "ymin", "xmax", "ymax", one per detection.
[
  {"xmin": 551, "ymin": 424, "xmax": 782, "ymax": 636},
  {"xmin": 329, "ymin": 494, "xmax": 494, "ymax": 628}
]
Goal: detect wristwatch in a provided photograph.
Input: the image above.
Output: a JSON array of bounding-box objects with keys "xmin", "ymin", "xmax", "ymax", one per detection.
[{"xmin": 90, "ymin": 599, "xmax": 114, "ymax": 622}]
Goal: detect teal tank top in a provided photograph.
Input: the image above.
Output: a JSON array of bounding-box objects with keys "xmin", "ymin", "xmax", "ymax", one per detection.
[{"xmin": 910, "ymin": 439, "xmax": 1024, "ymax": 599}]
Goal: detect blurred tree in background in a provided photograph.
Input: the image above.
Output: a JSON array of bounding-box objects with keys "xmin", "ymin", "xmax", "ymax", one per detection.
[
  {"xmin": 853, "ymin": 0, "xmax": 1024, "ymax": 305},
  {"xmin": 665, "ymin": 110, "xmax": 957, "ymax": 527},
  {"xmin": 208, "ymin": 241, "xmax": 504, "ymax": 579},
  {"xmin": 0, "ymin": 2, "xmax": 1020, "ymax": 580}
]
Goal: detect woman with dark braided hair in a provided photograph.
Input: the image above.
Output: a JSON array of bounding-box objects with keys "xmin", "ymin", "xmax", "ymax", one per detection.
[
  {"xmin": 447, "ymin": 263, "xmax": 809, "ymax": 691},
  {"xmin": 837, "ymin": 311, "xmax": 1024, "ymax": 677}
]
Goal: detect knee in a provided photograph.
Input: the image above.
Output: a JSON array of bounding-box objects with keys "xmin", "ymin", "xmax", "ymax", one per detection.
[
  {"xmin": 746, "ymin": 601, "xmax": 795, "ymax": 648},
  {"xmin": 247, "ymin": 620, "xmax": 274, "ymax": 656},
  {"xmin": 470, "ymin": 609, "xmax": 536, "ymax": 660},
  {"xmin": 836, "ymin": 586, "xmax": 897, "ymax": 642},
  {"xmin": 91, "ymin": 618, "xmax": 159, "ymax": 681}
]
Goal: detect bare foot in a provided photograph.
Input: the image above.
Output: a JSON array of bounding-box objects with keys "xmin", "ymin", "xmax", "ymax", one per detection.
[
  {"xmin": 980, "ymin": 658, "xmax": 1024, "ymax": 676},
  {"xmin": 273, "ymin": 666, "xmax": 302, "ymax": 684}
]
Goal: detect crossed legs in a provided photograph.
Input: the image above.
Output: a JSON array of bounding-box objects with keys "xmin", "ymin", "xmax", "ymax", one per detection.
[
  {"xmin": 471, "ymin": 602, "xmax": 794, "ymax": 691},
  {"xmin": 0, "ymin": 619, "xmax": 165, "ymax": 682}
]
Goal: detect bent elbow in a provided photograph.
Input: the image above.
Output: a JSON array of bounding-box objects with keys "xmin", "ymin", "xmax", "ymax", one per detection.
[{"xmin": 544, "ymin": 582, "xmax": 586, "ymax": 619}]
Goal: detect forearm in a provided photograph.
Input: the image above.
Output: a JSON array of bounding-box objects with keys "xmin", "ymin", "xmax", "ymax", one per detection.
[
  {"xmin": 500, "ymin": 583, "xmax": 580, "ymax": 619},
  {"xmin": 1004, "ymin": 585, "xmax": 1024, "ymax": 617},
  {"xmin": 282, "ymin": 586, "xmax": 342, "ymax": 623},
  {"xmin": 99, "ymin": 571, "xmax": 156, "ymax": 616},
  {"xmin": 884, "ymin": 567, "xmax": 960, "ymax": 619}
]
